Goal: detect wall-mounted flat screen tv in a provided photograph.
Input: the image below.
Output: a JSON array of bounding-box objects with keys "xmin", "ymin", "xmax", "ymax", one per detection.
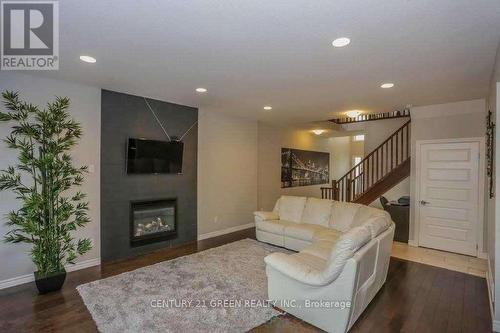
[{"xmin": 127, "ymin": 138, "xmax": 183, "ymax": 174}]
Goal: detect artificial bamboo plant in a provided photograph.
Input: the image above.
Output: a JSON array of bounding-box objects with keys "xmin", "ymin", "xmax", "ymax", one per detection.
[{"xmin": 0, "ymin": 91, "xmax": 92, "ymax": 278}]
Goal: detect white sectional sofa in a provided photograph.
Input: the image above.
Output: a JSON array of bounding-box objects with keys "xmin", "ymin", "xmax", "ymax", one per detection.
[{"xmin": 254, "ymin": 196, "xmax": 394, "ymax": 333}]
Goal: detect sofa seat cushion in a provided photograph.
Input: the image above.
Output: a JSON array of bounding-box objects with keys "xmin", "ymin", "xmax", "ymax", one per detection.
[
  {"xmin": 278, "ymin": 196, "xmax": 307, "ymax": 223},
  {"xmin": 264, "ymin": 252, "xmax": 327, "ymax": 286},
  {"xmin": 313, "ymin": 229, "xmax": 343, "ymax": 243},
  {"xmin": 256, "ymin": 220, "xmax": 293, "ymax": 234},
  {"xmin": 284, "ymin": 223, "xmax": 328, "ymax": 241},
  {"xmin": 292, "ymin": 252, "xmax": 328, "ymax": 271},
  {"xmin": 302, "ymin": 240, "xmax": 335, "ymax": 260},
  {"xmin": 301, "ymin": 198, "xmax": 333, "ymax": 227}
]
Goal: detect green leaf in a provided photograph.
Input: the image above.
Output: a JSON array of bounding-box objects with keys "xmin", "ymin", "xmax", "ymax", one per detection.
[
  {"xmin": 0, "ymin": 112, "xmax": 12, "ymax": 121},
  {"xmin": 76, "ymin": 238, "xmax": 92, "ymax": 255}
]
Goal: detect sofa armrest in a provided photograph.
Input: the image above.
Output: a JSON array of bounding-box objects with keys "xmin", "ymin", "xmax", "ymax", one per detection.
[
  {"xmin": 254, "ymin": 211, "xmax": 279, "ymax": 221},
  {"xmin": 264, "ymin": 253, "xmax": 329, "ymax": 287}
]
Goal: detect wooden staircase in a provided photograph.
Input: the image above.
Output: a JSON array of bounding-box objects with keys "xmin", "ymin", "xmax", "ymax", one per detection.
[{"xmin": 321, "ymin": 120, "xmax": 411, "ymax": 205}]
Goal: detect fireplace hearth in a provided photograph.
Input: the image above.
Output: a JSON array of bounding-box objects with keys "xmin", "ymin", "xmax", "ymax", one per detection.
[{"xmin": 130, "ymin": 198, "xmax": 177, "ymax": 247}]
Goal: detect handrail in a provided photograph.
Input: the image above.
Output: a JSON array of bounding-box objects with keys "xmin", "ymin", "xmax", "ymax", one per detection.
[
  {"xmin": 323, "ymin": 119, "xmax": 411, "ymax": 202},
  {"xmin": 337, "ymin": 119, "xmax": 411, "ymax": 184}
]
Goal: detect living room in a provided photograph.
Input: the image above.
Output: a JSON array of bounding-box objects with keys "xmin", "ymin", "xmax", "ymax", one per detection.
[{"xmin": 1, "ymin": 1, "xmax": 500, "ymax": 333}]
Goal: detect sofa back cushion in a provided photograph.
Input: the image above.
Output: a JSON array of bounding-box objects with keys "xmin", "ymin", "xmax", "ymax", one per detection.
[
  {"xmin": 277, "ymin": 196, "xmax": 307, "ymax": 223},
  {"xmin": 329, "ymin": 201, "xmax": 362, "ymax": 232},
  {"xmin": 325, "ymin": 226, "xmax": 371, "ymax": 282},
  {"xmin": 350, "ymin": 206, "xmax": 388, "ymax": 229},
  {"xmin": 301, "ymin": 198, "xmax": 333, "ymax": 227},
  {"xmin": 363, "ymin": 216, "xmax": 391, "ymax": 238}
]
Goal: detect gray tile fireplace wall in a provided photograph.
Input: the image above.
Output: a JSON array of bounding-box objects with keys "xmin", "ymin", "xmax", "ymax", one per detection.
[{"xmin": 101, "ymin": 89, "xmax": 198, "ymax": 261}]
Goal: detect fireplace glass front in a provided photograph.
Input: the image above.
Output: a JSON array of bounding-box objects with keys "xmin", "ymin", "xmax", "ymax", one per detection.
[{"xmin": 130, "ymin": 198, "xmax": 177, "ymax": 246}]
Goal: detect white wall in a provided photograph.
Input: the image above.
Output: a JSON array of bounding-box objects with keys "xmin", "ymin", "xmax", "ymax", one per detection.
[
  {"xmin": 409, "ymin": 99, "xmax": 486, "ymax": 246},
  {"xmin": 363, "ymin": 117, "xmax": 408, "ymax": 155},
  {"xmin": 257, "ymin": 123, "xmax": 352, "ymax": 211},
  {"xmin": 197, "ymin": 110, "xmax": 258, "ymax": 237},
  {"xmin": 0, "ymin": 73, "xmax": 101, "ymax": 285},
  {"xmin": 489, "ymin": 39, "xmax": 500, "ymax": 330},
  {"xmin": 327, "ymin": 136, "xmax": 352, "ymax": 180},
  {"xmin": 492, "ymin": 81, "xmax": 500, "ymax": 330}
]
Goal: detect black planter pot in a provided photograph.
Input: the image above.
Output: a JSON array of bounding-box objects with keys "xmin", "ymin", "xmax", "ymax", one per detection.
[{"xmin": 34, "ymin": 270, "xmax": 66, "ymax": 294}]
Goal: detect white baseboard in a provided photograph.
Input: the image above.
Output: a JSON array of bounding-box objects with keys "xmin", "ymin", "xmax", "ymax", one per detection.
[
  {"xmin": 493, "ymin": 320, "xmax": 500, "ymax": 332},
  {"xmin": 487, "ymin": 255, "xmax": 496, "ymax": 331},
  {"xmin": 0, "ymin": 273, "xmax": 35, "ymax": 290},
  {"xmin": 0, "ymin": 257, "xmax": 101, "ymax": 290},
  {"xmin": 66, "ymin": 257, "xmax": 101, "ymax": 272},
  {"xmin": 197, "ymin": 222, "xmax": 255, "ymax": 241}
]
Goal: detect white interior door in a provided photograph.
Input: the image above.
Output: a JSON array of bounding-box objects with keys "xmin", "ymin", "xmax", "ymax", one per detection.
[{"xmin": 417, "ymin": 141, "xmax": 480, "ymax": 256}]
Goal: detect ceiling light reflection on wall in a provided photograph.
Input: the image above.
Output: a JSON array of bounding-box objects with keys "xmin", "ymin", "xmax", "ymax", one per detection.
[{"xmin": 312, "ymin": 129, "xmax": 326, "ymax": 135}]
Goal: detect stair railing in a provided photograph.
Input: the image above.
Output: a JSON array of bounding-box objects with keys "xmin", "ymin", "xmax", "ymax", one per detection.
[{"xmin": 321, "ymin": 119, "xmax": 411, "ymax": 202}]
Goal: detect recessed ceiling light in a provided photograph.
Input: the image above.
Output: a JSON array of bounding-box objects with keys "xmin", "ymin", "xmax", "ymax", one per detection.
[
  {"xmin": 380, "ymin": 83, "xmax": 395, "ymax": 89},
  {"xmin": 195, "ymin": 87, "xmax": 207, "ymax": 93},
  {"xmin": 312, "ymin": 129, "xmax": 326, "ymax": 135},
  {"xmin": 263, "ymin": 106, "xmax": 272, "ymax": 110},
  {"xmin": 79, "ymin": 55, "xmax": 96, "ymax": 63},
  {"xmin": 332, "ymin": 37, "xmax": 351, "ymax": 47},
  {"xmin": 345, "ymin": 110, "xmax": 362, "ymax": 118}
]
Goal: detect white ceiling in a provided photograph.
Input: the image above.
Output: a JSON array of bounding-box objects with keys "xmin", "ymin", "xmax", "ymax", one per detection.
[{"xmin": 33, "ymin": 0, "xmax": 500, "ymax": 124}]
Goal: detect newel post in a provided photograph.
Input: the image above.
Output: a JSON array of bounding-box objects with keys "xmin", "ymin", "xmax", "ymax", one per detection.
[{"xmin": 331, "ymin": 179, "xmax": 339, "ymax": 201}]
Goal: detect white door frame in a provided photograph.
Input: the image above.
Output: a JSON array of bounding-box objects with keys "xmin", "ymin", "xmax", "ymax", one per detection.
[{"xmin": 413, "ymin": 137, "xmax": 486, "ymax": 257}]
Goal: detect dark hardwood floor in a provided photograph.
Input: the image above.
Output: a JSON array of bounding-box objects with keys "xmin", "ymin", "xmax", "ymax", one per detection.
[{"xmin": 0, "ymin": 228, "xmax": 492, "ymax": 333}]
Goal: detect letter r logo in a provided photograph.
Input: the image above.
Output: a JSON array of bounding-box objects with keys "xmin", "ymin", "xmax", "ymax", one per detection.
[{"xmin": 1, "ymin": 1, "xmax": 56, "ymax": 55}]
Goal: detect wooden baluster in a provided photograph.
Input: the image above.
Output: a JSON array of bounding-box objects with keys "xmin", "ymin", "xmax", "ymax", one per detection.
[
  {"xmin": 343, "ymin": 179, "xmax": 346, "ymax": 201},
  {"xmin": 369, "ymin": 155, "xmax": 372, "ymax": 187},
  {"xmin": 332, "ymin": 180, "xmax": 337, "ymax": 200},
  {"xmin": 362, "ymin": 161, "xmax": 365, "ymax": 193},
  {"xmin": 400, "ymin": 127, "xmax": 403, "ymax": 164},
  {"xmin": 395, "ymin": 132, "xmax": 399, "ymax": 167},
  {"xmin": 340, "ymin": 180, "xmax": 343, "ymax": 201},
  {"xmin": 352, "ymin": 171, "xmax": 355, "ymax": 199},
  {"xmin": 348, "ymin": 174, "xmax": 352, "ymax": 202},
  {"xmin": 385, "ymin": 142, "xmax": 389, "ymax": 175},
  {"xmin": 363, "ymin": 163, "xmax": 366, "ymax": 192},
  {"xmin": 344, "ymin": 178, "xmax": 347, "ymax": 201},
  {"xmin": 380, "ymin": 148, "xmax": 382, "ymax": 180},
  {"xmin": 352, "ymin": 170, "xmax": 355, "ymax": 200},
  {"xmin": 406, "ymin": 124, "xmax": 410, "ymax": 160},
  {"xmin": 389, "ymin": 137, "xmax": 394, "ymax": 170},
  {"xmin": 367, "ymin": 156, "xmax": 370, "ymax": 188}
]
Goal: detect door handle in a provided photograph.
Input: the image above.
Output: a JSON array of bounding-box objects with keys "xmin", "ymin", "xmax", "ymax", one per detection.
[{"xmin": 420, "ymin": 200, "xmax": 429, "ymax": 206}]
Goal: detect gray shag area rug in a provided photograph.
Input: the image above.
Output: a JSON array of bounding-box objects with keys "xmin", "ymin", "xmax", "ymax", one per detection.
[{"xmin": 77, "ymin": 238, "xmax": 289, "ymax": 333}]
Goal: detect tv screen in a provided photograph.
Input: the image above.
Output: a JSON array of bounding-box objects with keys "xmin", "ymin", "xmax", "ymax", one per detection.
[{"xmin": 127, "ymin": 138, "xmax": 183, "ymax": 174}]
